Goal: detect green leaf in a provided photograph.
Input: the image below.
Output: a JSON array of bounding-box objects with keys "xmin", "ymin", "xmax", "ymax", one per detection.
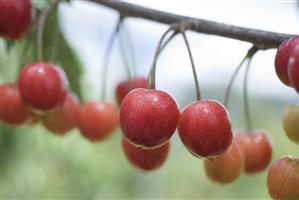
[
  {"xmin": 41, "ymin": 8, "xmax": 84, "ymax": 101},
  {"xmin": 31, "ymin": 0, "xmax": 49, "ymax": 10}
]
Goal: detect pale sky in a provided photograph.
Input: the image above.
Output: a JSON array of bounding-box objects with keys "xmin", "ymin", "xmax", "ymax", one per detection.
[{"xmin": 59, "ymin": 0, "xmax": 299, "ymax": 106}]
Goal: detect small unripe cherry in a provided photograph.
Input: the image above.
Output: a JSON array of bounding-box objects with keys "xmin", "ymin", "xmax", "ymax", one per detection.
[
  {"xmin": 288, "ymin": 44, "xmax": 299, "ymax": 93},
  {"xmin": 235, "ymin": 130, "xmax": 272, "ymax": 173},
  {"xmin": 204, "ymin": 136, "xmax": 244, "ymax": 184},
  {"xmin": 178, "ymin": 99, "xmax": 233, "ymax": 158},
  {"xmin": 0, "ymin": 83, "xmax": 31, "ymax": 125},
  {"xmin": 275, "ymin": 36, "xmax": 299, "ymax": 86},
  {"xmin": 282, "ymin": 104, "xmax": 299, "ymax": 145},
  {"xmin": 267, "ymin": 156, "xmax": 299, "ymax": 200},
  {"xmin": 79, "ymin": 101, "xmax": 118, "ymax": 141},
  {"xmin": 115, "ymin": 77, "xmax": 148, "ymax": 105},
  {"xmin": 120, "ymin": 88, "xmax": 180, "ymax": 148},
  {"xmin": 0, "ymin": 0, "xmax": 32, "ymax": 40},
  {"xmin": 42, "ymin": 92, "xmax": 80, "ymax": 134},
  {"xmin": 18, "ymin": 62, "xmax": 67, "ymax": 111},
  {"xmin": 122, "ymin": 137, "xmax": 170, "ymax": 172}
]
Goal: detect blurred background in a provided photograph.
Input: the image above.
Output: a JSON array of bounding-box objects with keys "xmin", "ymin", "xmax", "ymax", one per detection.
[{"xmin": 1, "ymin": 0, "xmax": 299, "ymax": 199}]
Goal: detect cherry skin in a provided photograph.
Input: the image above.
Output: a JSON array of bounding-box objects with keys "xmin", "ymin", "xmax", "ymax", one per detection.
[
  {"xmin": 120, "ymin": 88, "xmax": 180, "ymax": 149},
  {"xmin": 42, "ymin": 92, "xmax": 80, "ymax": 134},
  {"xmin": 204, "ymin": 136, "xmax": 244, "ymax": 184},
  {"xmin": 267, "ymin": 156, "xmax": 299, "ymax": 200},
  {"xmin": 0, "ymin": 0, "xmax": 32, "ymax": 40},
  {"xmin": 288, "ymin": 44, "xmax": 299, "ymax": 93},
  {"xmin": 275, "ymin": 36, "xmax": 299, "ymax": 86},
  {"xmin": 0, "ymin": 83, "xmax": 31, "ymax": 125},
  {"xmin": 18, "ymin": 62, "xmax": 67, "ymax": 111},
  {"xmin": 282, "ymin": 105, "xmax": 299, "ymax": 145},
  {"xmin": 79, "ymin": 101, "xmax": 118, "ymax": 141},
  {"xmin": 178, "ymin": 99, "xmax": 232, "ymax": 158},
  {"xmin": 122, "ymin": 137, "xmax": 170, "ymax": 172},
  {"xmin": 235, "ymin": 130, "xmax": 272, "ymax": 173},
  {"xmin": 115, "ymin": 77, "xmax": 147, "ymax": 105}
]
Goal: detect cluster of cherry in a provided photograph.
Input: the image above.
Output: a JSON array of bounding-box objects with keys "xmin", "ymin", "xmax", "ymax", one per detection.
[
  {"xmin": 0, "ymin": 0, "xmax": 299, "ymax": 199},
  {"xmin": 275, "ymin": 36, "xmax": 299, "ymax": 145},
  {"xmin": 266, "ymin": 36, "xmax": 299, "ymax": 200}
]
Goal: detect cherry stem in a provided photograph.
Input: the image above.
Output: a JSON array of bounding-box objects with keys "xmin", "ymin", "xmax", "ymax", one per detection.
[
  {"xmin": 148, "ymin": 31, "xmax": 178, "ymax": 88},
  {"xmin": 117, "ymin": 23, "xmax": 133, "ymax": 80},
  {"xmin": 224, "ymin": 46, "xmax": 258, "ymax": 108},
  {"xmin": 181, "ymin": 30, "xmax": 201, "ymax": 100},
  {"xmin": 119, "ymin": 21, "xmax": 137, "ymax": 75},
  {"xmin": 243, "ymin": 49, "xmax": 257, "ymax": 132},
  {"xmin": 224, "ymin": 57, "xmax": 247, "ymax": 108},
  {"xmin": 36, "ymin": 0, "xmax": 59, "ymax": 61},
  {"xmin": 50, "ymin": 21, "xmax": 60, "ymax": 64},
  {"xmin": 101, "ymin": 15, "xmax": 133, "ymax": 101},
  {"xmin": 149, "ymin": 24, "xmax": 178, "ymax": 89},
  {"xmin": 149, "ymin": 22, "xmax": 200, "ymax": 100},
  {"xmin": 100, "ymin": 18, "xmax": 121, "ymax": 101}
]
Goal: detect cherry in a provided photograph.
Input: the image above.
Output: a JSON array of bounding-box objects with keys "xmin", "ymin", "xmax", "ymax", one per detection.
[
  {"xmin": 267, "ymin": 156, "xmax": 299, "ymax": 200},
  {"xmin": 0, "ymin": 83, "xmax": 31, "ymax": 125},
  {"xmin": 42, "ymin": 92, "xmax": 80, "ymax": 134},
  {"xmin": 18, "ymin": 62, "xmax": 67, "ymax": 111},
  {"xmin": 115, "ymin": 77, "xmax": 148, "ymax": 105},
  {"xmin": 235, "ymin": 130, "xmax": 272, "ymax": 173},
  {"xmin": 288, "ymin": 44, "xmax": 299, "ymax": 93},
  {"xmin": 282, "ymin": 104, "xmax": 299, "ymax": 145},
  {"xmin": 0, "ymin": 0, "xmax": 32, "ymax": 40},
  {"xmin": 79, "ymin": 101, "xmax": 118, "ymax": 141},
  {"xmin": 122, "ymin": 137, "xmax": 170, "ymax": 171},
  {"xmin": 204, "ymin": 136, "xmax": 244, "ymax": 184},
  {"xmin": 178, "ymin": 99, "xmax": 232, "ymax": 158},
  {"xmin": 120, "ymin": 88, "xmax": 180, "ymax": 149},
  {"xmin": 275, "ymin": 36, "xmax": 299, "ymax": 86},
  {"xmin": 204, "ymin": 138, "xmax": 244, "ymax": 184}
]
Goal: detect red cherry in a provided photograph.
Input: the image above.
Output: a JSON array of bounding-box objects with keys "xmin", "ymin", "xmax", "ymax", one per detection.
[
  {"xmin": 120, "ymin": 88, "xmax": 180, "ymax": 148},
  {"xmin": 204, "ymin": 136, "xmax": 244, "ymax": 184},
  {"xmin": 0, "ymin": 83, "xmax": 31, "ymax": 125},
  {"xmin": 18, "ymin": 62, "xmax": 67, "ymax": 111},
  {"xmin": 115, "ymin": 77, "xmax": 148, "ymax": 105},
  {"xmin": 0, "ymin": 0, "xmax": 32, "ymax": 40},
  {"xmin": 235, "ymin": 130, "xmax": 272, "ymax": 173},
  {"xmin": 178, "ymin": 99, "xmax": 232, "ymax": 158},
  {"xmin": 42, "ymin": 92, "xmax": 80, "ymax": 134},
  {"xmin": 275, "ymin": 36, "xmax": 299, "ymax": 86},
  {"xmin": 79, "ymin": 101, "xmax": 118, "ymax": 141},
  {"xmin": 288, "ymin": 44, "xmax": 299, "ymax": 93},
  {"xmin": 267, "ymin": 156, "xmax": 299, "ymax": 200},
  {"xmin": 122, "ymin": 137, "xmax": 170, "ymax": 172}
]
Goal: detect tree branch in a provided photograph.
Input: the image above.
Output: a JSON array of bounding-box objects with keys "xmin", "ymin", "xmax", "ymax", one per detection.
[{"xmin": 88, "ymin": 0, "xmax": 295, "ymax": 49}]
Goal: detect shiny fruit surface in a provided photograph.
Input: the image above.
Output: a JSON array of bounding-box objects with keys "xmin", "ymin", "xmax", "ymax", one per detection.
[
  {"xmin": 120, "ymin": 88, "xmax": 180, "ymax": 148},
  {"xmin": 178, "ymin": 99, "xmax": 232, "ymax": 158}
]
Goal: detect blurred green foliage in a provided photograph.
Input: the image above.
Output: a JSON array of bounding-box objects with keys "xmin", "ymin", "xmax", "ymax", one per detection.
[
  {"xmin": 0, "ymin": 0, "xmax": 84, "ymax": 100},
  {"xmin": 1, "ymin": 90, "xmax": 298, "ymax": 199}
]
